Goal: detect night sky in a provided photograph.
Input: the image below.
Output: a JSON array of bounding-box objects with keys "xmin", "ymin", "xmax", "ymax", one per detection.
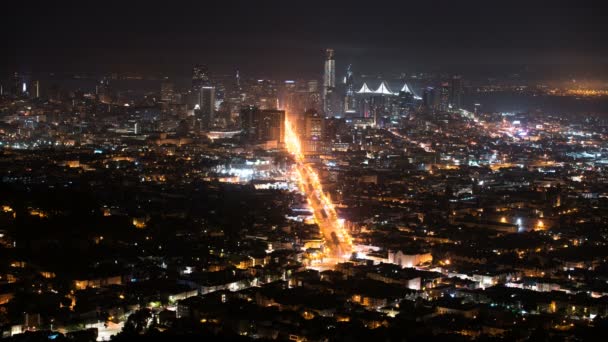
[{"xmin": 3, "ymin": 0, "xmax": 607, "ymax": 78}]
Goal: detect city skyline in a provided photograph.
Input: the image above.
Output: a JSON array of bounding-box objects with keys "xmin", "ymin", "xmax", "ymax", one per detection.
[{"xmin": 3, "ymin": 2, "xmax": 608, "ymax": 341}]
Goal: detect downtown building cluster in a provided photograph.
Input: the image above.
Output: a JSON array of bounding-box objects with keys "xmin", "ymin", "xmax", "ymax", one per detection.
[{"xmin": 0, "ymin": 51, "xmax": 608, "ymax": 341}]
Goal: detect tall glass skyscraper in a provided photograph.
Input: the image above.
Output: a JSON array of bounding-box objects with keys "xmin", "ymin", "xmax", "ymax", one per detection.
[
  {"xmin": 323, "ymin": 49, "xmax": 335, "ymax": 113},
  {"xmin": 344, "ymin": 64, "xmax": 356, "ymax": 113},
  {"xmin": 449, "ymin": 75, "xmax": 463, "ymax": 110},
  {"xmin": 196, "ymin": 86, "xmax": 215, "ymax": 128}
]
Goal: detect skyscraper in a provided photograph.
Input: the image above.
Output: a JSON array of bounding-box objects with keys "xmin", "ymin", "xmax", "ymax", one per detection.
[
  {"xmin": 195, "ymin": 86, "xmax": 215, "ymax": 128},
  {"xmin": 423, "ymin": 87, "xmax": 440, "ymax": 110},
  {"xmin": 304, "ymin": 109, "xmax": 323, "ymax": 140},
  {"xmin": 449, "ymin": 75, "xmax": 463, "ymax": 110},
  {"xmin": 192, "ymin": 64, "xmax": 210, "ymax": 90},
  {"xmin": 240, "ymin": 106, "xmax": 285, "ymax": 146},
  {"xmin": 344, "ymin": 64, "xmax": 356, "ymax": 113},
  {"xmin": 323, "ymin": 49, "xmax": 336, "ymax": 113},
  {"xmin": 439, "ymin": 82, "xmax": 450, "ymax": 112},
  {"xmin": 308, "ymin": 80, "xmax": 319, "ymax": 93},
  {"xmin": 303, "ymin": 109, "xmax": 324, "ymax": 153}
]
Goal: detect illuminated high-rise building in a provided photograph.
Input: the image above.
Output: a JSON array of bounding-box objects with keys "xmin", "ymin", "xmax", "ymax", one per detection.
[
  {"xmin": 187, "ymin": 65, "xmax": 214, "ymax": 128},
  {"xmin": 240, "ymin": 106, "xmax": 257, "ymax": 137},
  {"xmin": 439, "ymin": 82, "xmax": 450, "ymax": 112},
  {"xmin": 303, "ymin": 109, "xmax": 324, "ymax": 153},
  {"xmin": 195, "ymin": 86, "xmax": 215, "ymax": 128},
  {"xmin": 423, "ymin": 86, "xmax": 439, "ymax": 110},
  {"xmin": 307, "ymin": 80, "xmax": 319, "ymax": 93},
  {"xmin": 240, "ymin": 106, "xmax": 285, "ymax": 146},
  {"xmin": 192, "ymin": 64, "xmax": 210, "ymax": 90},
  {"xmin": 449, "ymin": 75, "xmax": 463, "ymax": 110},
  {"xmin": 343, "ymin": 64, "xmax": 356, "ymax": 113},
  {"xmin": 324, "ymin": 49, "xmax": 336, "ymax": 89},
  {"xmin": 305, "ymin": 109, "xmax": 323, "ymax": 139},
  {"xmin": 323, "ymin": 49, "xmax": 335, "ymax": 113}
]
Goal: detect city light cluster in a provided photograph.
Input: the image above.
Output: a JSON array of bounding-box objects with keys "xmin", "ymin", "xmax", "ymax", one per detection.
[{"xmin": 285, "ymin": 116, "xmax": 352, "ymax": 261}]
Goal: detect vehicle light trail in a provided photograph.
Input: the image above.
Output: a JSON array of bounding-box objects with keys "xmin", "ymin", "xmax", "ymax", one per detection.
[{"xmin": 284, "ymin": 117, "xmax": 352, "ymax": 261}]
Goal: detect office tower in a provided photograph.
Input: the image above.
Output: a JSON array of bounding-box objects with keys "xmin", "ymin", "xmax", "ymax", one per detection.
[
  {"xmin": 305, "ymin": 109, "xmax": 323, "ymax": 139},
  {"xmin": 308, "ymin": 80, "xmax": 319, "ymax": 93},
  {"xmin": 323, "ymin": 49, "xmax": 336, "ymax": 113},
  {"xmin": 11, "ymin": 72, "xmax": 20, "ymax": 95},
  {"xmin": 281, "ymin": 80, "xmax": 296, "ymax": 112},
  {"xmin": 449, "ymin": 75, "xmax": 463, "ymax": 110},
  {"xmin": 195, "ymin": 86, "xmax": 215, "ymax": 128},
  {"xmin": 323, "ymin": 49, "xmax": 336, "ymax": 90},
  {"xmin": 240, "ymin": 106, "xmax": 285, "ymax": 145},
  {"xmin": 240, "ymin": 106, "xmax": 257, "ymax": 137},
  {"xmin": 283, "ymin": 80, "xmax": 296, "ymax": 107},
  {"xmin": 161, "ymin": 81, "xmax": 174, "ymax": 102},
  {"xmin": 439, "ymin": 82, "xmax": 450, "ymax": 111},
  {"xmin": 192, "ymin": 64, "xmax": 210, "ymax": 90},
  {"xmin": 423, "ymin": 87, "xmax": 440, "ymax": 110},
  {"xmin": 262, "ymin": 109, "xmax": 285, "ymax": 145},
  {"xmin": 303, "ymin": 109, "xmax": 324, "ymax": 153},
  {"xmin": 325, "ymin": 88, "xmax": 344, "ymax": 117},
  {"xmin": 344, "ymin": 64, "xmax": 357, "ymax": 113}
]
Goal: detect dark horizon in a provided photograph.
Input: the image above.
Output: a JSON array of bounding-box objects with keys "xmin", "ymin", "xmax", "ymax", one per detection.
[{"xmin": 3, "ymin": 0, "xmax": 608, "ymax": 79}]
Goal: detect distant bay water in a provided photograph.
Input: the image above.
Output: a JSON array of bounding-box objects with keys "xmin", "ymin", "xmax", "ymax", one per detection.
[{"xmin": 465, "ymin": 92, "xmax": 608, "ymax": 117}]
